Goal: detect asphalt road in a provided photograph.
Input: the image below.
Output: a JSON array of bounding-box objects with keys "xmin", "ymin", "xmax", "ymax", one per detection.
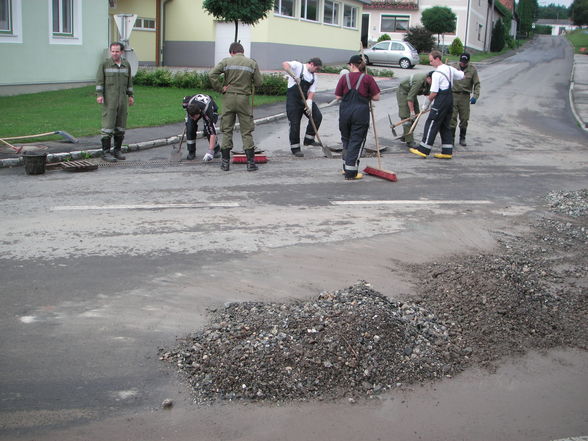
[{"xmin": 0, "ymin": 36, "xmax": 587, "ymax": 441}]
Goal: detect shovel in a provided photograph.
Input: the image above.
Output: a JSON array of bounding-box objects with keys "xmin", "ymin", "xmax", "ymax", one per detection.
[
  {"xmin": 391, "ymin": 109, "xmax": 429, "ymax": 140},
  {"xmin": 170, "ymin": 126, "xmax": 186, "ymax": 162},
  {"xmin": 287, "ymin": 72, "xmax": 333, "ymax": 159},
  {"xmin": 388, "ymin": 114, "xmax": 412, "ymax": 137}
]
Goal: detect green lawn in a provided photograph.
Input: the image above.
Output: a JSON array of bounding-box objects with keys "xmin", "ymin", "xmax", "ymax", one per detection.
[
  {"xmin": 0, "ymin": 85, "xmax": 284, "ymax": 142},
  {"xmin": 566, "ymin": 29, "xmax": 588, "ymax": 53}
]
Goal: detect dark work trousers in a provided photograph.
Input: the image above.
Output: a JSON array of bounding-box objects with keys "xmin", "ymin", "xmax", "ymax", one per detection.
[
  {"xmin": 339, "ymin": 87, "xmax": 370, "ymax": 178},
  {"xmin": 185, "ymin": 114, "xmax": 217, "ymax": 154},
  {"xmin": 418, "ymin": 88, "xmax": 454, "ymax": 156},
  {"xmin": 286, "ymin": 85, "xmax": 322, "ymax": 152}
]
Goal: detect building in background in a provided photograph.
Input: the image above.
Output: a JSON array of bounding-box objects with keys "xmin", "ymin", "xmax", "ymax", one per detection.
[
  {"xmin": 362, "ymin": 0, "xmax": 510, "ymax": 52},
  {"xmin": 535, "ymin": 18, "xmax": 578, "ymax": 35},
  {"xmin": 110, "ymin": 0, "xmax": 368, "ymax": 70},
  {"xmin": 0, "ymin": 0, "xmax": 108, "ymax": 96}
]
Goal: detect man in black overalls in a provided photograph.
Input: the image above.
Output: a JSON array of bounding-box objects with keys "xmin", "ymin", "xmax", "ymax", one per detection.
[
  {"xmin": 335, "ymin": 55, "xmax": 381, "ymax": 180},
  {"xmin": 182, "ymin": 94, "xmax": 220, "ymax": 161},
  {"xmin": 410, "ymin": 50, "xmax": 464, "ymax": 160},
  {"xmin": 282, "ymin": 58, "xmax": 323, "ymax": 157}
]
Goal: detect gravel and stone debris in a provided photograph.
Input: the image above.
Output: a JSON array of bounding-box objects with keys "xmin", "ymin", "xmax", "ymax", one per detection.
[{"xmin": 160, "ymin": 189, "xmax": 587, "ymax": 404}]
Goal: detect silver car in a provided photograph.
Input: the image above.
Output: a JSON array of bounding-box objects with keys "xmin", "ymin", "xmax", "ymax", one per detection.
[{"xmin": 362, "ymin": 40, "xmax": 420, "ymax": 69}]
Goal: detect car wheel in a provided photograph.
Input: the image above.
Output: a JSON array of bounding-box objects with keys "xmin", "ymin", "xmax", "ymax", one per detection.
[{"xmin": 399, "ymin": 58, "xmax": 411, "ymax": 69}]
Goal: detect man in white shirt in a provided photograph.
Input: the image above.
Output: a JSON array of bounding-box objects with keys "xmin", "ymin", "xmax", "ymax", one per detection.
[
  {"xmin": 282, "ymin": 58, "xmax": 323, "ymax": 157},
  {"xmin": 410, "ymin": 50, "xmax": 464, "ymax": 159}
]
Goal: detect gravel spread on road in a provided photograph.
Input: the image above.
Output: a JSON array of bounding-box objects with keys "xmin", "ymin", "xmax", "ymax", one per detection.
[{"xmin": 160, "ymin": 189, "xmax": 587, "ymax": 404}]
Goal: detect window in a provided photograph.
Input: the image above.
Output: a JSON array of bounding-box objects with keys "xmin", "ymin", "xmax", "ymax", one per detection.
[
  {"xmin": 381, "ymin": 15, "xmax": 409, "ymax": 32},
  {"xmin": 301, "ymin": 0, "xmax": 318, "ymax": 21},
  {"xmin": 49, "ymin": 0, "xmax": 81, "ymax": 45},
  {"xmin": 371, "ymin": 41, "xmax": 390, "ymax": 51},
  {"xmin": 135, "ymin": 17, "xmax": 155, "ymax": 31},
  {"xmin": 323, "ymin": 0, "xmax": 339, "ymax": 25},
  {"xmin": 1, "ymin": 0, "xmax": 11, "ymax": 33},
  {"xmin": 343, "ymin": 4, "xmax": 356, "ymax": 28},
  {"xmin": 275, "ymin": 0, "xmax": 295, "ymax": 17},
  {"xmin": 52, "ymin": 0, "xmax": 73, "ymax": 36},
  {"xmin": 0, "ymin": 0, "xmax": 21, "ymax": 43}
]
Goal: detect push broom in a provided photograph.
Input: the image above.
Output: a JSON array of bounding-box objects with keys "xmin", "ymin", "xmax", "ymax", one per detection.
[{"xmin": 363, "ymin": 101, "xmax": 397, "ymax": 182}]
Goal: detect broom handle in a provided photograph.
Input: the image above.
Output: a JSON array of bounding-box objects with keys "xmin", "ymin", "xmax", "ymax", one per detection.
[{"xmin": 369, "ymin": 101, "xmax": 382, "ymax": 170}]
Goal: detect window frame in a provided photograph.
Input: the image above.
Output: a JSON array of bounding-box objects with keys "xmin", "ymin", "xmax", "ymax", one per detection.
[
  {"xmin": 301, "ymin": 0, "xmax": 319, "ymax": 22},
  {"xmin": 380, "ymin": 14, "xmax": 409, "ymax": 33},
  {"xmin": 52, "ymin": 0, "xmax": 73, "ymax": 37},
  {"xmin": 48, "ymin": 0, "xmax": 82, "ymax": 45},
  {"xmin": 274, "ymin": 0, "xmax": 296, "ymax": 18},
  {"xmin": 0, "ymin": 0, "xmax": 21, "ymax": 43},
  {"xmin": 323, "ymin": 0, "xmax": 340, "ymax": 26},
  {"xmin": 135, "ymin": 17, "xmax": 156, "ymax": 31},
  {"xmin": 0, "ymin": 0, "xmax": 12, "ymax": 34},
  {"xmin": 343, "ymin": 4, "xmax": 357, "ymax": 29}
]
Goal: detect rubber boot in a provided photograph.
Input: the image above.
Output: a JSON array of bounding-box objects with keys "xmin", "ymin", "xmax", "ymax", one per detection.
[
  {"xmin": 291, "ymin": 147, "xmax": 304, "ymax": 157},
  {"xmin": 459, "ymin": 128, "xmax": 467, "ymax": 146},
  {"xmin": 186, "ymin": 148, "xmax": 196, "ymax": 160},
  {"xmin": 113, "ymin": 135, "xmax": 126, "ymax": 160},
  {"xmin": 213, "ymin": 144, "xmax": 221, "ymax": 158},
  {"xmin": 220, "ymin": 148, "xmax": 230, "ymax": 171},
  {"xmin": 101, "ymin": 137, "xmax": 117, "ymax": 162},
  {"xmin": 433, "ymin": 147, "xmax": 453, "ymax": 160},
  {"xmin": 245, "ymin": 149, "xmax": 258, "ymax": 172}
]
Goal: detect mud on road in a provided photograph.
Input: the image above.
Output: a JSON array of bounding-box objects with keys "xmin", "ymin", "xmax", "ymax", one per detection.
[{"xmin": 161, "ymin": 190, "xmax": 587, "ymax": 405}]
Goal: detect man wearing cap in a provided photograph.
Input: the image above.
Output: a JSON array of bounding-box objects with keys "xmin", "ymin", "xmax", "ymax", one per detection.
[
  {"xmin": 282, "ymin": 57, "xmax": 323, "ymax": 157},
  {"xmin": 396, "ymin": 72, "xmax": 432, "ymax": 148},
  {"xmin": 450, "ymin": 52, "xmax": 481, "ymax": 147}
]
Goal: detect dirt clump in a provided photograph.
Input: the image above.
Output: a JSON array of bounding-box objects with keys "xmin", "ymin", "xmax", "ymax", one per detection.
[{"xmin": 160, "ymin": 189, "xmax": 587, "ymax": 404}]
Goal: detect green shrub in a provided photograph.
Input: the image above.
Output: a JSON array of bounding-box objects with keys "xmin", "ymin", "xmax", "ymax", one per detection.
[
  {"xmin": 257, "ymin": 73, "xmax": 288, "ymax": 95},
  {"xmin": 152, "ymin": 69, "xmax": 174, "ymax": 87},
  {"xmin": 377, "ymin": 33, "xmax": 391, "ymax": 42},
  {"xmin": 449, "ymin": 37, "xmax": 464, "ymax": 55},
  {"xmin": 405, "ymin": 26, "xmax": 436, "ymax": 53},
  {"xmin": 534, "ymin": 24, "xmax": 552, "ymax": 35}
]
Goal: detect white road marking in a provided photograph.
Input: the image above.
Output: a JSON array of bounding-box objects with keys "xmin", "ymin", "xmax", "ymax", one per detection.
[
  {"xmin": 52, "ymin": 202, "xmax": 240, "ymax": 211},
  {"xmin": 330, "ymin": 200, "xmax": 493, "ymax": 206}
]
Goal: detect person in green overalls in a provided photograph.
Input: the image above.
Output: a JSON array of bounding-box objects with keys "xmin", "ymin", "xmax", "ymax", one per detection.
[
  {"xmin": 450, "ymin": 52, "xmax": 481, "ymax": 147},
  {"xmin": 96, "ymin": 42, "xmax": 134, "ymax": 162},
  {"xmin": 396, "ymin": 72, "xmax": 432, "ymax": 148},
  {"xmin": 209, "ymin": 42, "xmax": 263, "ymax": 172}
]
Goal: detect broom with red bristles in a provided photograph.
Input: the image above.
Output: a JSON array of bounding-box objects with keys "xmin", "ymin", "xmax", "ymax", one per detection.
[
  {"xmin": 357, "ymin": 43, "xmax": 397, "ymax": 182},
  {"xmin": 363, "ymin": 100, "xmax": 397, "ymax": 182}
]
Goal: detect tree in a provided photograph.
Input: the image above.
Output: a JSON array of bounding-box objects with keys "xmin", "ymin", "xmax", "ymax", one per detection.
[
  {"xmin": 490, "ymin": 18, "xmax": 505, "ymax": 52},
  {"xmin": 404, "ymin": 26, "xmax": 435, "ymax": 53},
  {"xmin": 537, "ymin": 3, "xmax": 570, "ymax": 19},
  {"xmin": 377, "ymin": 33, "xmax": 391, "ymax": 42},
  {"xmin": 449, "ymin": 37, "xmax": 464, "ymax": 56},
  {"xmin": 517, "ymin": 0, "xmax": 539, "ymax": 37},
  {"xmin": 421, "ymin": 6, "xmax": 457, "ymax": 50},
  {"xmin": 570, "ymin": 0, "xmax": 588, "ymax": 26},
  {"xmin": 203, "ymin": 0, "xmax": 274, "ymax": 42}
]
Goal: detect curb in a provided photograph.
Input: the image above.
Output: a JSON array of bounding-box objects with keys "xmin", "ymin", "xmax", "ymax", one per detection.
[{"xmin": 0, "ymin": 85, "xmax": 398, "ymax": 169}]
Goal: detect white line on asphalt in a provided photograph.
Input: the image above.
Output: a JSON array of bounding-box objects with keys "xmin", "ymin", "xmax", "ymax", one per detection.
[
  {"xmin": 330, "ymin": 200, "xmax": 493, "ymax": 206},
  {"xmin": 51, "ymin": 203, "xmax": 241, "ymax": 211}
]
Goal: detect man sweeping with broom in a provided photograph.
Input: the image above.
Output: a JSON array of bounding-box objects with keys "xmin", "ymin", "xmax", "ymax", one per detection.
[{"xmin": 334, "ymin": 55, "xmax": 380, "ymax": 180}]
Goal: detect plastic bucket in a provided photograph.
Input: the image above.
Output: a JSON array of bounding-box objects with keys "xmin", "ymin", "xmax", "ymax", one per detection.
[{"xmin": 22, "ymin": 151, "xmax": 48, "ymax": 175}]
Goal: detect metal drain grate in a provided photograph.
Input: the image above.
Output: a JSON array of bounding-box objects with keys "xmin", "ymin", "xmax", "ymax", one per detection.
[{"xmin": 97, "ymin": 160, "xmax": 186, "ymax": 168}]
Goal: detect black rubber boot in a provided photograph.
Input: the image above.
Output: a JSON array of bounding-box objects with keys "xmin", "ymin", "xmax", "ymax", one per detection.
[
  {"xmin": 220, "ymin": 149, "xmax": 230, "ymax": 171},
  {"xmin": 113, "ymin": 135, "xmax": 126, "ymax": 160},
  {"xmin": 245, "ymin": 149, "xmax": 258, "ymax": 171},
  {"xmin": 459, "ymin": 128, "xmax": 467, "ymax": 146},
  {"xmin": 186, "ymin": 149, "xmax": 196, "ymax": 160},
  {"xmin": 291, "ymin": 147, "xmax": 304, "ymax": 157},
  {"xmin": 101, "ymin": 137, "xmax": 117, "ymax": 162},
  {"xmin": 213, "ymin": 144, "xmax": 221, "ymax": 158}
]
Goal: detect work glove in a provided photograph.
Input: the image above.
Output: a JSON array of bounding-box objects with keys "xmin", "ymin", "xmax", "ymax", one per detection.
[
  {"xmin": 202, "ymin": 151, "xmax": 214, "ymax": 162},
  {"xmin": 422, "ymin": 97, "xmax": 431, "ymax": 110},
  {"xmin": 305, "ymin": 99, "xmax": 313, "ymax": 117},
  {"xmin": 470, "ymin": 97, "xmax": 477, "ymax": 104}
]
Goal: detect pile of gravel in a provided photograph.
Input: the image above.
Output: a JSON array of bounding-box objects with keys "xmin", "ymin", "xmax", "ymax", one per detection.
[
  {"xmin": 160, "ymin": 284, "xmax": 461, "ymax": 403},
  {"xmin": 160, "ymin": 189, "xmax": 587, "ymax": 403}
]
